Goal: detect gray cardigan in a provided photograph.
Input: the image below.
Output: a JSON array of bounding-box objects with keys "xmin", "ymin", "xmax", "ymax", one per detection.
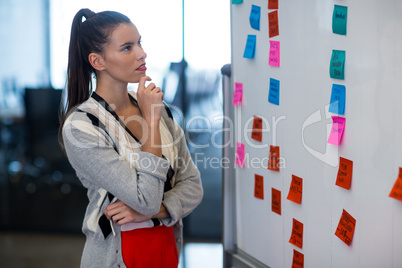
[{"xmin": 62, "ymin": 92, "xmax": 203, "ymax": 268}]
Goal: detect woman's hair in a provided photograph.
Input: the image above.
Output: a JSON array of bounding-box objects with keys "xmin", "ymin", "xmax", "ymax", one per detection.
[{"xmin": 58, "ymin": 8, "xmax": 131, "ymax": 148}]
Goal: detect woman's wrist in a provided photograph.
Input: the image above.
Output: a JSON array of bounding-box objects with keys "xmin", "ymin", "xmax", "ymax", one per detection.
[
  {"xmin": 147, "ymin": 120, "xmax": 160, "ymax": 129},
  {"xmin": 140, "ymin": 122, "xmax": 162, "ymax": 157},
  {"xmin": 153, "ymin": 204, "xmax": 170, "ymax": 219}
]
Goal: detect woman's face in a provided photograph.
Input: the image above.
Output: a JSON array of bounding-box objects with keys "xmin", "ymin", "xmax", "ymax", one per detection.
[{"xmin": 100, "ymin": 22, "xmax": 147, "ymax": 84}]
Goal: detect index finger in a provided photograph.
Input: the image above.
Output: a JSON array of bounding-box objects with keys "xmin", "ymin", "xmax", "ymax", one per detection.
[
  {"xmin": 105, "ymin": 200, "xmax": 123, "ymax": 211},
  {"xmin": 138, "ymin": 76, "xmax": 152, "ymax": 89}
]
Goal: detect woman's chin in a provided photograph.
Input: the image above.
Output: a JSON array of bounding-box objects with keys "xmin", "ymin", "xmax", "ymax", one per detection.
[{"xmin": 131, "ymin": 73, "xmax": 147, "ymax": 83}]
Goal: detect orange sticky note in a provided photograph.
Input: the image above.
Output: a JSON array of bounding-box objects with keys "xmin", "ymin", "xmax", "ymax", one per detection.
[
  {"xmin": 268, "ymin": 145, "xmax": 280, "ymax": 171},
  {"xmin": 389, "ymin": 167, "xmax": 402, "ymax": 201},
  {"xmin": 254, "ymin": 174, "xmax": 264, "ymax": 199},
  {"xmin": 289, "ymin": 218, "xmax": 303, "ymax": 249},
  {"xmin": 287, "ymin": 175, "xmax": 303, "ymax": 204},
  {"xmin": 271, "ymin": 188, "xmax": 281, "ymax": 215},
  {"xmin": 292, "ymin": 249, "xmax": 304, "ymax": 268},
  {"xmin": 251, "ymin": 116, "xmax": 263, "ymax": 142},
  {"xmin": 335, "ymin": 209, "xmax": 356, "ymax": 246},
  {"xmin": 268, "ymin": 10, "xmax": 279, "ymax": 38},
  {"xmin": 336, "ymin": 157, "xmax": 353, "ymax": 190},
  {"xmin": 268, "ymin": 0, "xmax": 278, "ymax": 9}
]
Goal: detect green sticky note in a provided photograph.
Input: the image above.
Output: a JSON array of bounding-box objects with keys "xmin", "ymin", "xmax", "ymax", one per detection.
[
  {"xmin": 330, "ymin": 50, "xmax": 345, "ymax": 80},
  {"xmin": 232, "ymin": 0, "xmax": 243, "ymax": 4},
  {"xmin": 332, "ymin": 5, "xmax": 347, "ymax": 35}
]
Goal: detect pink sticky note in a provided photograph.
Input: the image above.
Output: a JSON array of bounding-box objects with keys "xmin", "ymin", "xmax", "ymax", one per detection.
[
  {"xmin": 232, "ymin": 82, "xmax": 243, "ymax": 106},
  {"xmin": 235, "ymin": 142, "xmax": 246, "ymax": 167},
  {"xmin": 269, "ymin": 41, "xmax": 280, "ymax": 67},
  {"xmin": 328, "ymin": 116, "xmax": 346, "ymax": 145}
]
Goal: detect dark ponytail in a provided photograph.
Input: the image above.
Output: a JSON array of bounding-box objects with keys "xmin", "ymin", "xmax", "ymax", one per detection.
[{"xmin": 59, "ymin": 8, "xmax": 131, "ymax": 148}]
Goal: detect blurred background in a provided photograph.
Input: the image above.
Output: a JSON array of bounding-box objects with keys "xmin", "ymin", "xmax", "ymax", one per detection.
[{"xmin": 0, "ymin": 0, "xmax": 230, "ymax": 267}]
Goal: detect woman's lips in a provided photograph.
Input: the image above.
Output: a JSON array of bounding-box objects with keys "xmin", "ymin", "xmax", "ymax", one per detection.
[{"xmin": 136, "ymin": 64, "xmax": 147, "ymax": 71}]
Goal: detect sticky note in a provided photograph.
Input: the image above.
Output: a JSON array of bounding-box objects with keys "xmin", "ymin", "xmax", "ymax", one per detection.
[
  {"xmin": 254, "ymin": 174, "xmax": 264, "ymax": 199},
  {"xmin": 251, "ymin": 116, "xmax": 263, "ymax": 142},
  {"xmin": 335, "ymin": 209, "xmax": 356, "ymax": 246},
  {"xmin": 268, "ymin": 0, "xmax": 278, "ymax": 9},
  {"xmin": 269, "ymin": 41, "xmax": 280, "ymax": 67},
  {"xmin": 271, "ymin": 188, "xmax": 281, "ymax": 215},
  {"xmin": 389, "ymin": 167, "xmax": 402, "ymax": 201},
  {"xmin": 292, "ymin": 249, "xmax": 304, "ymax": 268},
  {"xmin": 235, "ymin": 142, "xmax": 245, "ymax": 167},
  {"xmin": 330, "ymin": 50, "xmax": 345, "ymax": 80},
  {"xmin": 243, "ymin": 35, "xmax": 256, "ymax": 59},
  {"xmin": 287, "ymin": 175, "xmax": 303, "ymax": 204},
  {"xmin": 232, "ymin": 0, "xmax": 243, "ymax": 4},
  {"xmin": 268, "ymin": 145, "xmax": 280, "ymax": 171},
  {"xmin": 336, "ymin": 157, "xmax": 353, "ymax": 190},
  {"xmin": 328, "ymin": 116, "xmax": 346, "ymax": 146},
  {"xmin": 268, "ymin": 10, "xmax": 279, "ymax": 38},
  {"xmin": 329, "ymin": 84, "xmax": 346, "ymax": 115},
  {"xmin": 268, "ymin": 78, "xmax": 280, "ymax": 105},
  {"xmin": 289, "ymin": 218, "xmax": 303, "ymax": 249},
  {"xmin": 232, "ymin": 82, "xmax": 243, "ymax": 106},
  {"xmin": 332, "ymin": 5, "xmax": 348, "ymax": 35},
  {"xmin": 249, "ymin": 5, "xmax": 261, "ymax": 31}
]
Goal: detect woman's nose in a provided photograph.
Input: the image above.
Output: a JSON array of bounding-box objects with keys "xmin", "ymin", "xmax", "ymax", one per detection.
[{"xmin": 136, "ymin": 46, "xmax": 147, "ymax": 61}]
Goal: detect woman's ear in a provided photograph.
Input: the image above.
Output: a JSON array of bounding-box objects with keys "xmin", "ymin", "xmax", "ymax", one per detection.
[{"xmin": 88, "ymin": 53, "xmax": 105, "ymax": 71}]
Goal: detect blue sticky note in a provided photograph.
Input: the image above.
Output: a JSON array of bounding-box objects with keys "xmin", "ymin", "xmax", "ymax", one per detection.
[
  {"xmin": 330, "ymin": 50, "xmax": 345, "ymax": 80},
  {"xmin": 232, "ymin": 0, "xmax": 243, "ymax": 4},
  {"xmin": 243, "ymin": 35, "xmax": 256, "ymax": 59},
  {"xmin": 268, "ymin": 78, "xmax": 280, "ymax": 105},
  {"xmin": 329, "ymin": 84, "xmax": 346, "ymax": 115},
  {"xmin": 332, "ymin": 5, "xmax": 348, "ymax": 35},
  {"xmin": 249, "ymin": 5, "xmax": 261, "ymax": 31}
]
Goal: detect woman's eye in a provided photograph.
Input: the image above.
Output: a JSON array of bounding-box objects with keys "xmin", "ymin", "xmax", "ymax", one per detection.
[{"xmin": 123, "ymin": 45, "xmax": 131, "ymax": 51}]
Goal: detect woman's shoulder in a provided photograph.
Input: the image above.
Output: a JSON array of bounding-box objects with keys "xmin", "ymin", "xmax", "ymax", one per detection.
[{"xmin": 62, "ymin": 97, "xmax": 100, "ymax": 131}]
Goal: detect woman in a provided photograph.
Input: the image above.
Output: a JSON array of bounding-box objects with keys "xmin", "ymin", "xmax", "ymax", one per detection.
[{"xmin": 59, "ymin": 8, "xmax": 203, "ymax": 268}]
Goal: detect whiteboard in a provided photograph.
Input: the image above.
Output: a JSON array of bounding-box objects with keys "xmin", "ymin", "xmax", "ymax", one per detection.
[{"xmin": 225, "ymin": 0, "xmax": 402, "ymax": 267}]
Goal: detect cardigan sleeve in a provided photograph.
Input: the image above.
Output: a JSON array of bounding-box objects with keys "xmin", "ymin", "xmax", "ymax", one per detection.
[
  {"xmin": 62, "ymin": 111, "xmax": 170, "ymax": 216},
  {"xmin": 160, "ymin": 114, "xmax": 204, "ymax": 227}
]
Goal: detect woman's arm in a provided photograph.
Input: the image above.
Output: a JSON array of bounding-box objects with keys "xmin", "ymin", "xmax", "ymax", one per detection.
[
  {"xmin": 63, "ymin": 111, "xmax": 170, "ymax": 216},
  {"xmin": 159, "ymin": 116, "xmax": 204, "ymax": 226},
  {"xmin": 103, "ymin": 110, "xmax": 203, "ymax": 226},
  {"xmin": 104, "ymin": 202, "xmax": 170, "ymax": 226},
  {"xmin": 136, "ymin": 75, "xmax": 164, "ymax": 158}
]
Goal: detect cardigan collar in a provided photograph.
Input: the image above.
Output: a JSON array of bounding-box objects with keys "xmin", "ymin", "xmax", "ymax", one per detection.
[{"xmin": 91, "ymin": 91, "xmax": 140, "ymax": 143}]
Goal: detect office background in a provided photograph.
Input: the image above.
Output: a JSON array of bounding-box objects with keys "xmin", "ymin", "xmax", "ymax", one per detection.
[{"xmin": 0, "ymin": 0, "xmax": 230, "ymax": 267}]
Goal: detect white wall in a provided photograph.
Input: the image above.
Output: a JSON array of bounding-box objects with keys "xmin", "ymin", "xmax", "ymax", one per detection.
[{"xmin": 230, "ymin": 0, "xmax": 402, "ymax": 267}]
